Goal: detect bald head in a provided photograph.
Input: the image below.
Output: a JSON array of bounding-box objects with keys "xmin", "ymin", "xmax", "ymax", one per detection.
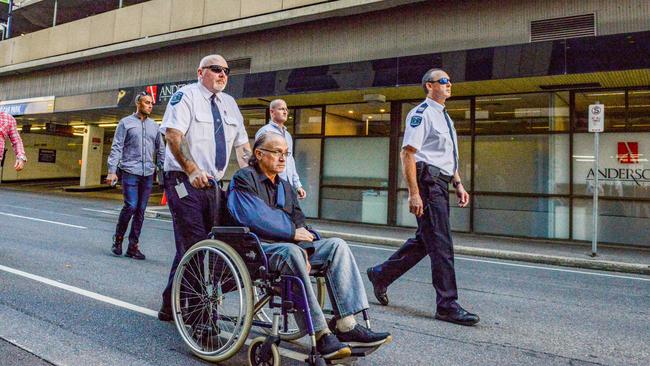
[{"xmin": 198, "ymin": 54, "xmax": 229, "ymax": 93}]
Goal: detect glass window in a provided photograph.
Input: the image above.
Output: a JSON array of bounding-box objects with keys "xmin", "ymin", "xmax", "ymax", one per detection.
[
  {"xmin": 474, "ymin": 134, "xmax": 570, "ymax": 194},
  {"xmin": 474, "ymin": 195, "xmax": 570, "ymax": 239},
  {"xmin": 396, "ymin": 191, "xmax": 470, "ymax": 231},
  {"xmin": 322, "ymin": 137, "xmax": 389, "ymax": 188},
  {"xmin": 321, "ymin": 188, "xmax": 388, "ymax": 224},
  {"xmin": 325, "ymin": 103, "xmax": 390, "ymax": 136},
  {"xmin": 295, "ymin": 107, "xmax": 322, "ymax": 135},
  {"xmin": 574, "ymin": 91, "xmax": 625, "ymax": 131},
  {"xmin": 241, "ymin": 108, "xmax": 267, "ymax": 137},
  {"xmin": 294, "ymin": 138, "xmax": 321, "ymax": 218},
  {"xmin": 401, "ymin": 99, "xmax": 471, "ymax": 134},
  {"xmin": 572, "ymin": 132, "xmax": 650, "ymax": 198},
  {"xmin": 627, "ymin": 90, "xmax": 650, "ymax": 130},
  {"xmin": 475, "ymin": 92, "xmax": 569, "ymax": 133},
  {"xmin": 573, "ymin": 198, "xmax": 650, "ymax": 246}
]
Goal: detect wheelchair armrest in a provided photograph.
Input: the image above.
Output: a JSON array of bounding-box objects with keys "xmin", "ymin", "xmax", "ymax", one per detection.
[{"xmin": 211, "ymin": 226, "xmax": 250, "ymax": 235}]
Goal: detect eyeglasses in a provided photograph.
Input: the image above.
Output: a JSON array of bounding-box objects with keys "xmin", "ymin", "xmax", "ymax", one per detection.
[
  {"xmin": 203, "ymin": 65, "xmax": 231, "ymax": 76},
  {"xmin": 428, "ymin": 77, "xmax": 451, "ymax": 85},
  {"xmin": 260, "ymin": 149, "xmax": 291, "ymax": 158}
]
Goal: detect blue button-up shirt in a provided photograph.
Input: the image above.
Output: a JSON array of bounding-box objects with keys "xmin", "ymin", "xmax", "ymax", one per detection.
[
  {"xmin": 255, "ymin": 121, "xmax": 303, "ymax": 188},
  {"xmin": 107, "ymin": 113, "xmax": 165, "ymax": 176}
]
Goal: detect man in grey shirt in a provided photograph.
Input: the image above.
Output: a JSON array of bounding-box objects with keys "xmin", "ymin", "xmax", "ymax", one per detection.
[
  {"xmin": 255, "ymin": 99, "xmax": 306, "ymax": 199},
  {"xmin": 106, "ymin": 92, "xmax": 165, "ymax": 260}
]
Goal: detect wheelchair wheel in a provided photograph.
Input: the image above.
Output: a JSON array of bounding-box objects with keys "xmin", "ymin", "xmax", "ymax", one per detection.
[
  {"xmin": 172, "ymin": 239, "xmax": 254, "ymax": 362},
  {"xmin": 248, "ymin": 336, "xmax": 281, "ymax": 366},
  {"xmin": 254, "ymin": 277, "xmax": 327, "ymax": 341}
]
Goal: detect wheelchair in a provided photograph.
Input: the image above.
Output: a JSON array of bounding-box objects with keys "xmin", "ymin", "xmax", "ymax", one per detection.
[{"xmin": 170, "ymin": 225, "xmax": 385, "ymax": 365}]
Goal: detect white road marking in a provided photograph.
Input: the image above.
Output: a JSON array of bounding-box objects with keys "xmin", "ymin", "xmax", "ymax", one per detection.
[
  {"xmin": 0, "ymin": 211, "xmax": 86, "ymax": 229},
  {"xmin": 82, "ymin": 207, "xmax": 171, "ymax": 223},
  {"xmin": 347, "ymin": 243, "xmax": 650, "ymax": 282},
  {"xmin": 0, "ymin": 264, "xmax": 307, "ymax": 362}
]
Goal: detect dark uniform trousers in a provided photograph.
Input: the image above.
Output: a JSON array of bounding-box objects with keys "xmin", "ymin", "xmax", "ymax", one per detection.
[
  {"xmin": 374, "ymin": 173, "xmax": 459, "ymax": 311},
  {"xmin": 161, "ymin": 171, "xmax": 224, "ymax": 308}
]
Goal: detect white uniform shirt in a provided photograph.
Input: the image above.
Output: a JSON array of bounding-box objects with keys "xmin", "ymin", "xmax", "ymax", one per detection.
[
  {"xmin": 402, "ymin": 98, "xmax": 459, "ymax": 177},
  {"xmin": 255, "ymin": 121, "xmax": 302, "ymax": 188},
  {"xmin": 160, "ymin": 82, "xmax": 249, "ymax": 180}
]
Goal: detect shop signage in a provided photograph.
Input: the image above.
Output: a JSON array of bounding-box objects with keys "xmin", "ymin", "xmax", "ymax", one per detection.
[
  {"xmin": 588, "ymin": 103, "xmax": 604, "ymax": 132},
  {"xmin": 617, "ymin": 142, "xmax": 638, "ymax": 164},
  {"xmin": 585, "ymin": 141, "xmax": 649, "ymax": 186},
  {"xmin": 0, "ymin": 96, "xmax": 55, "ymax": 116},
  {"xmin": 45, "ymin": 123, "xmax": 74, "ymax": 137},
  {"xmin": 38, "ymin": 149, "xmax": 57, "ymax": 163},
  {"xmin": 157, "ymin": 81, "xmax": 191, "ymax": 104}
]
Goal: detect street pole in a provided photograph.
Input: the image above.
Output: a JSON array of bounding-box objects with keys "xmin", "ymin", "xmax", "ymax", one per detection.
[
  {"xmin": 588, "ymin": 101, "xmax": 604, "ymax": 257},
  {"xmin": 592, "ymin": 129, "xmax": 599, "ymax": 257},
  {"xmin": 6, "ymin": 0, "xmax": 13, "ymax": 39}
]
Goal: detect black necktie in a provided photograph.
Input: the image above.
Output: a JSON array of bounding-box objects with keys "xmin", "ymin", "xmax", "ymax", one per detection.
[
  {"xmin": 443, "ymin": 108, "xmax": 458, "ymax": 173},
  {"xmin": 210, "ymin": 95, "xmax": 227, "ymax": 171}
]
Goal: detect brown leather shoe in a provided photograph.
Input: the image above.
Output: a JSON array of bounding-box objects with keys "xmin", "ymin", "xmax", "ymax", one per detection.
[
  {"xmin": 366, "ymin": 267, "xmax": 389, "ymax": 306},
  {"xmin": 125, "ymin": 242, "xmax": 146, "ymax": 260}
]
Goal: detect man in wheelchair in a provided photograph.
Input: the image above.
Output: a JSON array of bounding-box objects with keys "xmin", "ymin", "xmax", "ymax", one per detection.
[{"xmin": 227, "ymin": 133, "xmax": 392, "ymax": 359}]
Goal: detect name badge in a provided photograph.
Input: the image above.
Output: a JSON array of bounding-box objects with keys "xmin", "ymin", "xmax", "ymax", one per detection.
[{"xmin": 175, "ymin": 182, "xmax": 189, "ymax": 199}]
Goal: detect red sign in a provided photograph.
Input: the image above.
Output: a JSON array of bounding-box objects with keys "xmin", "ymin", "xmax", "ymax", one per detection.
[
  {"xmin": 617, "ymin": 142, "xmax": 639, "ymax": 164},
  {"xmin": 146, "ymin": 85, "xmax": 158, "ymax": 104}
]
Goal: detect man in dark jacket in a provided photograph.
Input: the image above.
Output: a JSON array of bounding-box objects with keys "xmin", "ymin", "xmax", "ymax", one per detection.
[{"xmin": 228, "ymin": 133, "xmax": 391, "ymax": 360}]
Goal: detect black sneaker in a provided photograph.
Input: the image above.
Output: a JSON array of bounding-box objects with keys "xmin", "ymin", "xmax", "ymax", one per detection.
[
  {"xmin": 334, "ymin": 324, "xmax": 392, "ymax": 347},
  {"xmin": 125, "ymin": 243, "xmax": 146, "ymax": 260},
  {"xmin": 158, "ymin": 304, "xmax": 173, "ymax": 322},
  {"xmin": 316, "ymin": 333, "xmax": 351, "ymax": 359},
  {"xmin": 111, "ymin": 235, "xmax": 123, "ymax": 256}
]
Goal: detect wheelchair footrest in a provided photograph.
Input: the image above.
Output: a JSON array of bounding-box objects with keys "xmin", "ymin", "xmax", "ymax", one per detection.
[{"xmin": 350, "ymin": 345, "xmax": 382, "ymax": 357}]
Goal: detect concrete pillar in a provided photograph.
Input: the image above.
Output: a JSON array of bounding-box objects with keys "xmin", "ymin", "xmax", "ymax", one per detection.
[{"xmin": 80, "ymin": 125, "xmax": 104, "ymax": 186}]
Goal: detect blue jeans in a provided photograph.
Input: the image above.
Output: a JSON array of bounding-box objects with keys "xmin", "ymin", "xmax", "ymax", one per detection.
[
  {"xmin": 262, "ymin": 237, "xmax": 369, "ymax": 332},
  {"xmin": 115, "ymin": 171, "xmax": 154, "ymax": 245}
]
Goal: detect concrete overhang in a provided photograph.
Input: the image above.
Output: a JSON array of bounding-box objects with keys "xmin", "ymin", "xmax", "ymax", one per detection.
[{"xmin": 0, "ymin": 0, "xmax": 424, "ymax": 76}]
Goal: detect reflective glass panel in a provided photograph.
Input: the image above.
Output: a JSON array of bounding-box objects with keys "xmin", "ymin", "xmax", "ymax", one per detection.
[
  {"xmin": 294, "ymin": 138, "xmax": 321, "ymax": 218},
  {"xmin": 396, "ymin": 190, "xmax": 470, "ymax": 232},
  {"xmin": 241, "ymin": 108, "xmax": 267, "ymax": 136},
  {"xmin": 475, "ymin": 92, "xmax": 569, "ymax": 133},
  {"xmin": 321, "ymin": 188, "xmax": 388, "ymax": 224},
  {"xmin": 628, "ymin": 90, "xmax": 650, "ymax": 130},
  {"xmin": 575, "ymin": 91, "xmax": 625, "ymax": 131},
  {"xmin": 323, "ymin": 137, "xmax": 389, "ymax": 188},
  {"xmin": 474, "ymin": 195, "xmax": 570, "ymax": 239},
  {"xmin": 401, "ymin": 99, "xmax": 471, "ymax": 134},
  {"xmin": 474, "ymin": 134, "xmax": 570, "ymax": 194},
  {"xmin": 325, "ymin": 103, "xmax": 390, "ymax": 136},
  {"xmin": 295, "ymin": 107, "xmax": 323, "ymax": 135},
  {"xmin": 573, "ymin": 198, "xmax": 650, "ymax": 246}
]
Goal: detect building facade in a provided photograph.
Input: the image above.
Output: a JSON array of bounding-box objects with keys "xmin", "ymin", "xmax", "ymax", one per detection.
[{"xmin": 1, "ymin": 0, "xmax": 649, "ymax": 246}]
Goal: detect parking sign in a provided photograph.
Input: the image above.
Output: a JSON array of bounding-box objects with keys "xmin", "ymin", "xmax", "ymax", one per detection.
[{"xmin": 588, "ymin": 104, "xmax": 604, "ymax": 132}]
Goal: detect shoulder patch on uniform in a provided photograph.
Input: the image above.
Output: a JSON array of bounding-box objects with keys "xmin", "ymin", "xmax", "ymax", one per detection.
[
  {"xmin": 410, "ymin": 115, "xmax": 423, "ymax": 127},
  {"xmin": 415, "ymin": 102, "xmax": 428, "ymax": 114},
  {"xmin": 170, "ymin": 92, "xmax": 184, "ymax": 106}
]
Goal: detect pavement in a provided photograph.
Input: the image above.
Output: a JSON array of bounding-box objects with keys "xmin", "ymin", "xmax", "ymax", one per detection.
[
  {"xmin": 1, "ymin": 187, "xmax": 649, "ymax": 365},
  {"xmin": 2, "ymin": 179, "xmax": 649, "ymax": 275}
]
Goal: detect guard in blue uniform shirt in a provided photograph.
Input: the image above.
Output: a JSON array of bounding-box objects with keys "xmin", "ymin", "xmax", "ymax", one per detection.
[
  {"xmin": 367, "ymin": 68, "xmax": 479, "ymax": 326},
  {"xmin": 157, "ymin": 54, "xmax": 252, "ymax": 321}
]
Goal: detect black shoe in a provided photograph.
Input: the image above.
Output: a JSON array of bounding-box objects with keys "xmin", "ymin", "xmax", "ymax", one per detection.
[
  {"xmin": 111, "ymin": 235, "xmax": 123, "ymax": 256},
  {"xmin": 333, "ymin": 323, "xmax": 392, "ymax": 347},
  {"xmin": 366, "ymin": 267, "xmax": 389, "ymax": 306},
  {"xmin": 316, "ymin": 333, "xmax": 351, "ymax": 360},
  {"xmin": 158, "ymin": 304, "xmax": 173, "ymax": 322},
  {"xmin": 435, "ymin": 306, "xmax": 480, "ymax": 326},
  {"xmin": 125, "ymin": 243, "xmax": 146, "ymax": 260}
]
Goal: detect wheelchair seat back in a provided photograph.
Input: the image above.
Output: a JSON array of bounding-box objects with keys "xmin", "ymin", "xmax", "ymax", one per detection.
[{"xmin": 210, "ymin": 226, "xmax": 269, "ymax": 280}]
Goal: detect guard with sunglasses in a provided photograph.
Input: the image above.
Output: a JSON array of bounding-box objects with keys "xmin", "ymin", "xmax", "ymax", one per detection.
[
  {"xmin": 367, "ymin": 68, "xmax": 479, "ymax": 326},
  {"xmin": 157, "ymin": 54, "xmax": 252, "ymax": 321}
]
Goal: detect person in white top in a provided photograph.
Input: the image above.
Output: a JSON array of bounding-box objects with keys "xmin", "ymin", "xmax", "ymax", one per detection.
[
  {"xmin": 157, "ymin": 54, "xmax": 252, "ymax": 321},
  {"xmin": 367, "ymin": 68, "xmax": 479, "ymax": 326},
  {"xmin": 255, "ymin": 99, "xmax": 307, "ymax": 199}
]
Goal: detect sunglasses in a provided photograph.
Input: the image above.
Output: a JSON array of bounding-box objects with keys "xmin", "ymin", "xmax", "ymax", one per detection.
[
  {"xmin": 428, "ymin": 77, "xmax": 451, "ymax": 85},
  {"xmin": 203, "ymin": 65, "xmax": 231, "ymax": 76}
]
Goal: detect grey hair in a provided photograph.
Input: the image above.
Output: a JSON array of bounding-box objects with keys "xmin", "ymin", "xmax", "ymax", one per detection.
[
  {"xmin": 421, "ymin": 68, "xmax": 444, "ymax": 94},
  {"xmin": 198, "ymin": 54, "xmax": 226, "ymax": 69},
  {"xmin": 249, "ymin": 132, "xmax": 285, "ymax": 167},
  {"xmin": 269, "ymin": 99, "xmax": 286, "ymax": 110}
]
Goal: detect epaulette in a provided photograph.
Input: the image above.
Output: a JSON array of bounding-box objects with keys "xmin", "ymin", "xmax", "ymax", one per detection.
[{"xmin": 415, "ymin": 102, "xmax": 428, "ymax": 114}]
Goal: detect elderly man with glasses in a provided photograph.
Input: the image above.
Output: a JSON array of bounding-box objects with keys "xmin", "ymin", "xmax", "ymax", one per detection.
[
  {"xmin": 367, "ymin": 68, "xmax": 480, "ymax": 326},
  {"xmin": 227, "ymin": 133, "xmax": 392, "ymax": 360}
]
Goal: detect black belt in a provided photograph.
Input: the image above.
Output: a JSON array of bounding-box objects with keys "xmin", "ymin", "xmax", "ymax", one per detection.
[{"xmin": 416, "ymin": 162, "xmax": 452, "ymax": 184}]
